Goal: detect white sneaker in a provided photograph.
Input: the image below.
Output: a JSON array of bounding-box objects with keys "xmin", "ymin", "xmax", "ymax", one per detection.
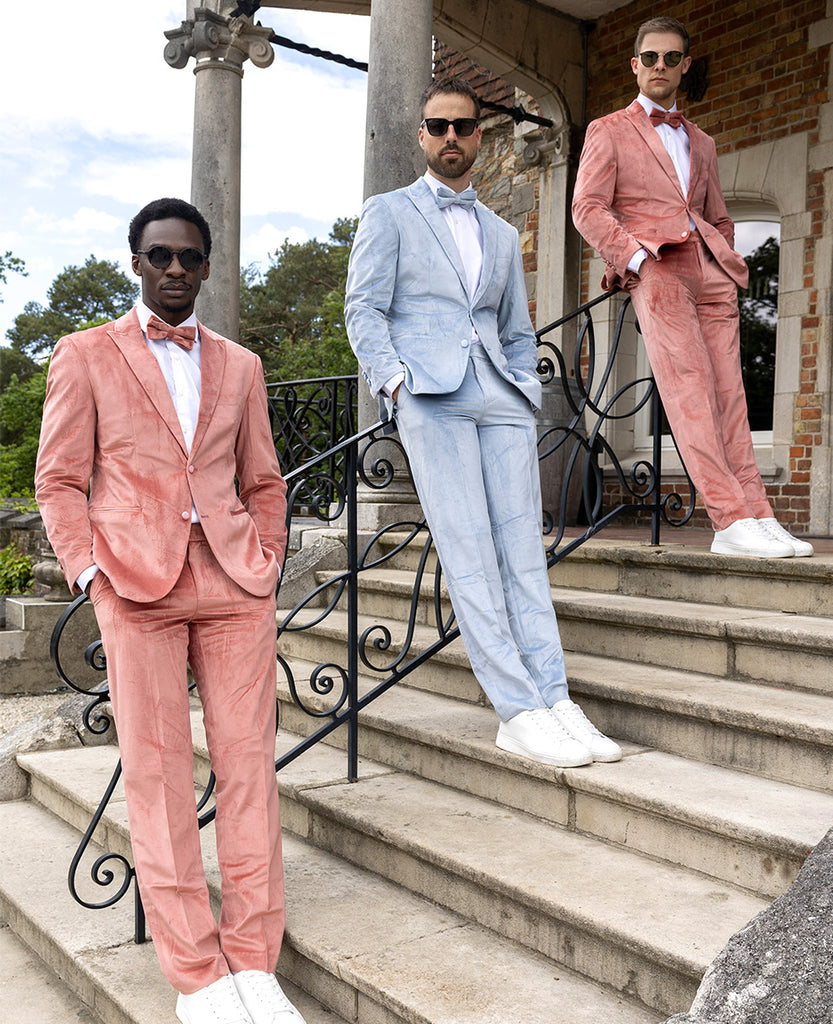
[
  {"xmin": 176, "ymin": 975, "xmax": 253, "ymax": 1024},
  {"xmin": 233, "ymin": 971, "xmax": 306, "ymax": 1024},
  {"xmin": 549, "ymin": 699, "xmax": 622, "ymax": 763},
  {"xmin": 710, "ymin": 518, "xmax": 794, "ymax": 558},
  {"xmin": 496, "ymin": 708, "xmax": 592, "ymax": 767},
  {"xmin": 759, "ymin": 518, "xmax": 814, "ymax": 557}
]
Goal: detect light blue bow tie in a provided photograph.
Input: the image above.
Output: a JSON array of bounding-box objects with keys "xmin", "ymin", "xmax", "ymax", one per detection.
[{"xmin": 435, "ymin": 185, "xmax": 477, "ymax": 210}]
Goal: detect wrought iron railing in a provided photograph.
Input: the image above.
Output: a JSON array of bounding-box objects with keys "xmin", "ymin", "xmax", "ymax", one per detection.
[
  {"xmin": 265, "ymin": 374, "xmax": 358, "ymax": 499},
  {"xmin": 51, "ymin": 288, "xmax": 694, "ymax": 942}
]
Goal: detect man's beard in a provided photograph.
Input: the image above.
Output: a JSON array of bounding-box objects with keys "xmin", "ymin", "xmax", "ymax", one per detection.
[{"xmin": 426, "ymin": 146, "xmax": 476, "ymax": 182}]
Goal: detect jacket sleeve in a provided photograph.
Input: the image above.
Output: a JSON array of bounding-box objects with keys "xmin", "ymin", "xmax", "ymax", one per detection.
[
  {"xmin": 572, "ymin": 118, "xmax": 645, "ymax": 281},
  {"xmin": 701, "ymin": 132, "xmax": 735, "ymax": 248},
  {"xmin": 496, "ymin": 235, "xmax": 540, "ymax": 401},
  {"xmin": 234, "ymin": 356, "xmax": 289, "ymax": 571},
  {"xmin": 344, "ymin": 195, "xmax": 404, "ymax": 398},
  {"xmin": 34, "ymin": 336, "xmax": 97, "ymax": 593}
]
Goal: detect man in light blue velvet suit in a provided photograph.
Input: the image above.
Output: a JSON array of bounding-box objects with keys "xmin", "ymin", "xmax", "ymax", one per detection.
[{"xmin": 345, "ymin": 77, "xmax": 620, "ymax": 767}]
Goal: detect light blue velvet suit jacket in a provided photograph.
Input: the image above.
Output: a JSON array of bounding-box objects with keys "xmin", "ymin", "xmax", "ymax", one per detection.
[{"xmin": 345, "ymin": 176, "xmax": 542, "ymax": 413}]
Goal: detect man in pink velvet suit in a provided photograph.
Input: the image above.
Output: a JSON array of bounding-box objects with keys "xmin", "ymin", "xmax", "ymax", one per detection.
[
  {"xmin": 35, "ymin": 198, "xmax": 305, "ymax": 1024},
  {"xmin": 572, "ymin": 16, "xmax": 812, "ymax": 558}
]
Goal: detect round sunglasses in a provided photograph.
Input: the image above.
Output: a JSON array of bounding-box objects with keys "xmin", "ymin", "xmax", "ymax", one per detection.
[
  {"xmin": 135, "ymin": 246, "xmax": 207, "ymax": 271},
  {"xmin": 638, "ymin": 50, "xmax": 685, "ymax": 68}
]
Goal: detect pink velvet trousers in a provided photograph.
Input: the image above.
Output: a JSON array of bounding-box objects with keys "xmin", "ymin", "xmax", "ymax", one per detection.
[
  {"xmin": 90, "ymin": 525, "xmax": 285, "ymax": 993},
  {"xmin": 628, "ymin": 233, "xmax": 774, "ymax": 530}
]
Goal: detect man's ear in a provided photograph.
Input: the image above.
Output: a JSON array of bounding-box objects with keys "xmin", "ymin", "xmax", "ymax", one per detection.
[
  {"xmin": 202, "ymin": 259, "xmax": 210, "ymax": 282},
  {"xmin": 131, "ymin": 254, "xmax": 141, "ymax": 277}
]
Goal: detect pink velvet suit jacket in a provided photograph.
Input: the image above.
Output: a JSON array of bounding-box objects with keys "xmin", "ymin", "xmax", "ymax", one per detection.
[
  {"xmin": 572, "ymin": 98, "xmax": 749, "ymax": 292},
  {"xmin": 35, "ymin": 309, "xmax": 287, "ymax": 603}
]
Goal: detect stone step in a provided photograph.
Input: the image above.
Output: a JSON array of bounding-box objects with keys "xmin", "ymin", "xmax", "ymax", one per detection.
[
  {"xmin": 0, "ymin": 922, "xmax": 102, "ymax": 1024},
  {"xmin": 324, "ymin": 566, "xmax": 833, "ymax": 695},
  {"xmin": 274, "ymin": 746, "xmax": 766, "ymax": 1018},
  {"xmin": 275, "ymin": 605, "xmax": 833, "ymax": 790},
  {"xmin": 272, "ymin": 664, "xmax": 830, "ymax": 900},
  {"xmin": 276, "ymin": 605, "xmax": 484, "ymax": 707},
  {"xmin": 311, "ymin": 528, "xmax": 833, "ymax": 616},
  {"xmin": 9, "ymin": 751, "xmax": 663, "ymax": 1024},
  {"xmin": 566, "ymin": 652, "xmax": 833, "ymax": 793},
  {"xmin": 179, "ymin": 721, "xmax": 767, "ymax": 1017},
  {"xmin": 551, "ymin": 538, "xmax": 833, "ymax": 616}
]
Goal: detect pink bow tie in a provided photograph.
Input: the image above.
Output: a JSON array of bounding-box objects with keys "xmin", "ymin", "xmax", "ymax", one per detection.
[
  {"xmin": 146, "ymin": 314, "xmax": 196, "ymax": 350},
  {"xmin": 649, "ymin": 108, "xmax": 683, "ymax": 129}
]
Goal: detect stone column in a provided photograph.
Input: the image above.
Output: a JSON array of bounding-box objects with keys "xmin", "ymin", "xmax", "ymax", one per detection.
[
  {"xmin": 164, "ymin": 2, "xmax": 273, "ymax": 341},
  {"xmin": 356, "ymin": 0, "xmax": 433, "ymax": 529}
]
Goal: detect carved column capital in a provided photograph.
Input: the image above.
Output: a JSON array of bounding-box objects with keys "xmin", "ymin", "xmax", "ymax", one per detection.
[{"xmin": 164, "ymin": 7, "xmax": 274, "ymax": 74}]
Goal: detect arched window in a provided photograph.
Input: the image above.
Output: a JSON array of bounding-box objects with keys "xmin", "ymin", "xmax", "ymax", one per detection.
[{"xmin": 734, "ymin": 208, "xmax": 780, "ymax": 436}]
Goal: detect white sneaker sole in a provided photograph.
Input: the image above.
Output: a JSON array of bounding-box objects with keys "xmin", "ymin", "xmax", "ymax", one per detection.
[{"xmin": 496, "ymin": 730, "xmax": 592, "ymax": 767}]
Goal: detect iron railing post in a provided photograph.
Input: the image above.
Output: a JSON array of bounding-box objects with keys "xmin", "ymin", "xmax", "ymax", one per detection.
[{"xmin": 345, "ymin": 437, "xmax": 360, "ymax": 782}]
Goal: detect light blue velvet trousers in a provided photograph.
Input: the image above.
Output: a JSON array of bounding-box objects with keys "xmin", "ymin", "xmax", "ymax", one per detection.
[{"xmin": 394, "ymin": 345, "xmax": 569, "ymax": 721}]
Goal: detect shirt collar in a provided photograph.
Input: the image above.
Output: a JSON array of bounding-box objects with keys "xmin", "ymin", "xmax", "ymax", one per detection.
[
  {"xmin": 136, "ymin": 301, "xmax": 199, "ymax": 338},
  {"xmin": 637, "ymin": 92, "xmax": 679, "ymax": 117}
]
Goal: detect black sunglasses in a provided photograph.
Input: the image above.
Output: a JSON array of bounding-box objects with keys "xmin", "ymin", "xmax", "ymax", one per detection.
[
  {"xmin": 638, "ymin": 49, "xmax": 684, "ymax": 68},
  {"xmin": 135, "ymin": 246, "xmax": 207, "ymax": 271},
  {"xmin": 421, "ymin": 117, "xmax": 479, "ymax": 137}
]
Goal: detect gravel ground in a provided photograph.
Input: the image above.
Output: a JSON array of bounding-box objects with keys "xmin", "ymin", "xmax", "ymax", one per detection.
[{"xmin": 0, "ymin": 691, "xmax": 71, "ymax": 737}]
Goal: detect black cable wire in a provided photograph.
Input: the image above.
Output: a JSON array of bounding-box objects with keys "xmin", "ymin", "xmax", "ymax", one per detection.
[{"xmin": 230, "ymin": 1, "xmax": 552, "ymax": 128}]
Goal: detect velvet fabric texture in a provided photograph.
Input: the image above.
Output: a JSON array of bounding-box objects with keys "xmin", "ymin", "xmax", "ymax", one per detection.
[
  {"xmin": 346, "ymin": 177, "xmax": 570, "ymax": 720},
  {"xmin": 35, "ymin": 309, "xmax": 287, "ymax": 602},
  {"xmin": 572, "ymin": 99, "xmax": 772, "ymax": 529},
  {"xmin": 35, "ymin": 310, "xmax": 289, "ymax": 992}
]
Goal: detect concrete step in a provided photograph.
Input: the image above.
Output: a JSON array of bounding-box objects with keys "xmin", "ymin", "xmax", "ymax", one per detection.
[
  {"xmin": 180, "ymin": 721, "xmax": 767, "ymax": 1016},
  {"xmin": 566, "ymin": 652, "xmax": 833, "ymax": 792},
  {"xmin": 272, "ymin": 665, "xmax": 830, "ymax": 900},
  {"xmin": 325, "ymin": 565, "xmax": 833, "ymax": 695},
  {"xmin": 276, "ymin": 605, "xmax": 484, "ymax": 708},
  {"xmin": 304, "ymin": 528, "xmax": 833, "ymax": 616},
  {"xmin": 274, "ymin": 747, "xmax": 766, "ymax": 1018},
  {"xmin": 551, "ymin": 538, "xmax": 833, "ymax": 615},
  {"xmin": 276, "ymin": 603, "xmax": 833, "ymax": 791},
  {"xmin": 8, "ymin": 751, "xmax": 663, "ymax": 1024},
  {"xmin": 0, "ymin": 922, "xmax": 102, "ymax": 1024}
]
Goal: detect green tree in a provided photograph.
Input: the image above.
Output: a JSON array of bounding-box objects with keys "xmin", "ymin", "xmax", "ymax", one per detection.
[
  {"xmin": 239, "ymin": 217, "xmax": 357, "ymax": 381},
  {"xmin": 0, "ymin": 367, "xmax": 47, "ymax": 496},
  {"xmin": 0, "ymin": 251, "xmax": 27, "ymax": 303},
  {"xmin": 6, "ymin": 255, "xmax": 138, "ymax": 360}
]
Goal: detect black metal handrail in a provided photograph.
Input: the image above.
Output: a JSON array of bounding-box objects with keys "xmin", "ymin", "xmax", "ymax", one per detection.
[{"xmin": 50, "ymin": 288, "xmax": 694, "ymax": 942}]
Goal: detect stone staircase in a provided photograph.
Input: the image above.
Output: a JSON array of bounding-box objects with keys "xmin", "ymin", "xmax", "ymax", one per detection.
[{"xmin": 2, "ymin": 530, "xmax": 833, "ymax": 1023}]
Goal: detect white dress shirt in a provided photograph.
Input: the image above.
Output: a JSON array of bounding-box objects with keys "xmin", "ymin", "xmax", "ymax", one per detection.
[{"xmin": 628, "ymin": 92, "xmax": 695, "ymax": 274}]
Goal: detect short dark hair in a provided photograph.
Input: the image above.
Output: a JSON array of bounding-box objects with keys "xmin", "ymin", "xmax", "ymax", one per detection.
[
  {"xmin": 634, "ymin": 17, "xmax": 690, "ymax": 56},
  {"xmin": 420, "ymin": 76, "xmax": 481, "ymax": 120},
  {"xmin": 128, "ymin": 198, "xmax": 212, "ymax": 257}
]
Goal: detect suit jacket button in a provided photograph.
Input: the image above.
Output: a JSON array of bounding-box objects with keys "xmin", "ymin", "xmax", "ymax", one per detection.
[
  {"xmin": 681, "ymin": 231, "xmax": 688, "ymax": 238},
  {"xmin": 188, "ymin": 465, "xmax": 195, "ymax": 474},
  {"xmin": 181, "ymin": 511, "xmax": 189, "ymax": 520},
  {"xmin": 461, "ymin": 338, "xmax": 469, "ymax": 348}
]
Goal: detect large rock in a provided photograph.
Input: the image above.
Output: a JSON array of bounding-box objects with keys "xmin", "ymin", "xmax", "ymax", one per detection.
[
  {"xmin": 0, "ymin": 693, "xmax": 114, "ymax": 800},
  {"xmin": 664, "ymin": 826, "xmax": 833, "ymax": 1024}
]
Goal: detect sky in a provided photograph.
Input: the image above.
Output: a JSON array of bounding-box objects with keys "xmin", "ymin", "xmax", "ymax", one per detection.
[{"xmin": 0, "ymin": 1, "xmax": 370, "ymax": 344}]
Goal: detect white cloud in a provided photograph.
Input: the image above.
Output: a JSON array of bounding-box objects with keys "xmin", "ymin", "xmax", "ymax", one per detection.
[
  {"xmin": 242, "ymin": 223, "xmax": 309, "ymax": 265},
  {"xmin": 0, "ymin": 2, "xmax": 370, "ymax": 341}
]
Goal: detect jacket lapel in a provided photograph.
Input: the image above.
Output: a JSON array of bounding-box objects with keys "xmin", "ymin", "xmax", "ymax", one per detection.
[
  {"xmin": 109, "ymin": 309, "xmax": 189, "ymax": 455},
  {"xmin": 407, "ymin": 178, "xmax": 470, "ymax": 295},
  {"xmin": 626, "ymin": 99, "xmax": 685, "ymax": 198},
  {"xmin": 472, "ymin": 203, "xmax": 497, "ymax": 306},
  {"xmin": 189, "ymin": 322, "xmax": 226, "ymax": 457}
]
